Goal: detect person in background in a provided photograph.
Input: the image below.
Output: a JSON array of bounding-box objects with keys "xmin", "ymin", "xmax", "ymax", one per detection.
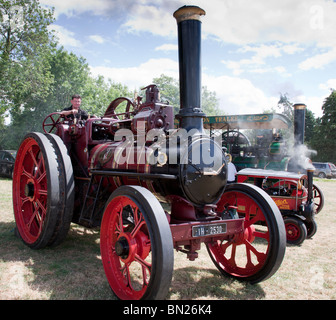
[
  {"xmin": 227, "ymin": 154, "xmax": 237, "ymax": 184},
  {"xmin": 61, "ymin": 94, "xmax": 89, "ymax": 121}
]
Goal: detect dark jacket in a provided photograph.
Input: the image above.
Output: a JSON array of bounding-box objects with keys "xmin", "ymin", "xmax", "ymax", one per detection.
[{"xmin": 63, "ymin": 106, "xmax": 88, "ymax": 120}]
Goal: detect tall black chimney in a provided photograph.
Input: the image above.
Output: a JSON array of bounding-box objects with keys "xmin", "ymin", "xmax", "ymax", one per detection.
[
  {"xmin": 173, "ymin": 6, "xmax": 206, "ymax": 132},
  {"xmin": 293, "ymin": 103, "xmax": 306, "ymax": 146}
]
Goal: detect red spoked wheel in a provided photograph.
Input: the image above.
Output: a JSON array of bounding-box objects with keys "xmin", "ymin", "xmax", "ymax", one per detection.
[
  {"xmin": 312, "ymin": 184, "xmax": 324, "ymax": 214},
  {"xmin": 12, "ymin": 132, "xmax": 74, "ymax": 249},
  {"xmin": 284, "ymin": 217, "xmax": 307, "ymax": 245},
  {"xmin": 104, "ymin": 97, "xmax": 136, "ymax": 120},
  {"xmin": 42, "ymin": 112, "xmax": 65, "ymax": 134},
  {"xmin": 207, "ymin": 183, "xmax": 286, "ymax": 283},
  {"xmin": 100, "ymin": 186, "xmax": 174, "ymax": 300}
]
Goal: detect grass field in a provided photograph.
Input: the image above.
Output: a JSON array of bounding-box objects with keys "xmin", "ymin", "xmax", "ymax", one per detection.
[{"xmin": 1, "ymin": 177, "xmax": 336, "ymax": 300}]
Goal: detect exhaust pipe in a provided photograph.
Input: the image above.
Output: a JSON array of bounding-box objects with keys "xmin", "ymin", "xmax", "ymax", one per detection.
[{"xmin": 173, "ymin": 6, "xmax": 206, "ymax": 132}]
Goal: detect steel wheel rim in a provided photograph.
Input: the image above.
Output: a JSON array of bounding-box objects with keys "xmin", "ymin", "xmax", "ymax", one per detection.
[
  {"xmin": 208, "ymin": 191, "xmax": 270, "ymax": 279},
  {"xmin": 13, "ymin": 138, "xmax": 48, "ymax": 244},
  {"xmin": 100, "ymin": 195, "xmax": 152, "ymax": 300}
]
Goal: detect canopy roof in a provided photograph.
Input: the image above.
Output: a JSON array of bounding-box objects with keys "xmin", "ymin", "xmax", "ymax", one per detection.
[{"xmin": 203, "ymin": 113, "xmax": 292, "ymax": 130}]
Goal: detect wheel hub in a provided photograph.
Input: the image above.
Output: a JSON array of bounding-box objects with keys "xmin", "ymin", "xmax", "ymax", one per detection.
[
  {"xmin": 115, "ymin": 237, "xmax": 129, "ymax": 259},
  {"xmin": 286, "ymin": 225, "xmax": 298, "ymax": 238},
  {"xmin": 234, "ymin": 224, "xmax": 255, "ymax": 245},
  {"xmin": 24, "ymin": 181, "xmax": 35, "ymax": 200}
]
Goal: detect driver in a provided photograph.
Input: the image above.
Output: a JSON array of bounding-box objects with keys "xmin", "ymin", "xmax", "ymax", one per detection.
[{"xmin": 61, "ymin": 94, "xmax": 89, "ymax": 121}]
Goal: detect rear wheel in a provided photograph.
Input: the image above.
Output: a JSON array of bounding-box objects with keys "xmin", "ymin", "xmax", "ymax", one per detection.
[
  {"xmin": 100, "ymin": 186, "xmax": 174, "ymax": 300},
  {"xmin": 312, "ymin": 184, "xmax": 324, "ymax": 214},
  {"xmin": 12, "ymin": 132, "xmax": 73, "ymax": 249},
  {"xmin": 206, "ymin": 183, "xmax": 286, "ymax": 284},
  {"xmin": 306, "ymin": 218, "xmax": 317, "ymax": 239},
  {"xmin": 45, "ymin": 133, "xmax": 74, "ymax": 247}
]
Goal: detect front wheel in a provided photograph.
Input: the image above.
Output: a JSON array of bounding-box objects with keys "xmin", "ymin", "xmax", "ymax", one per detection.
[
  {"xmin": 100, "ymin": 186, "xmax": 174, "ymax": 300},
  {"xmin": 206, "ymin": 183, "xmax": 286, "ymax": 284},
  {"xmin": 284, "ymin": 216, "xmax": 307, "ymax": 245}
]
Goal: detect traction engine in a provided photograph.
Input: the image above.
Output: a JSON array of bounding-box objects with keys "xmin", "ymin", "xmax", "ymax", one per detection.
[{"xmin": 12, "ymin": 6, "xmax": 286, "ymax": 300}]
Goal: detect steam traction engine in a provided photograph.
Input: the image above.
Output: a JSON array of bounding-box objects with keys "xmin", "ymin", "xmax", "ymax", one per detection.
[
  {"xmin": 234, "ymin": 104, "xmax": 322, "ymax": 245},
  {"xmin": 12, "ymin": 6, "xmax": 286, "ymax": 300}
]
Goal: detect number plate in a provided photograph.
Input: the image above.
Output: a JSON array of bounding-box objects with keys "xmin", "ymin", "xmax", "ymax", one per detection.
[{"xmin": 192, "ymin": 223, "xmax": 227, "ymax": 237}]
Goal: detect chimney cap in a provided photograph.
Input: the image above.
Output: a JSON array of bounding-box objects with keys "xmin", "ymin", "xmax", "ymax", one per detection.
[
  {"xmin": 293, "ymin": 103, "xmax": 307, "ymax": 110},
  {"xmin": 173, "ymin": 5, "xmax": 205, "ymax": 24}
]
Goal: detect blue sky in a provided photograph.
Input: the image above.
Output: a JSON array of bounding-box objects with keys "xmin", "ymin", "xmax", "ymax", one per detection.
[{"xmin": 40, "ymin": 0, "xmax": 336, "ymax": 118}]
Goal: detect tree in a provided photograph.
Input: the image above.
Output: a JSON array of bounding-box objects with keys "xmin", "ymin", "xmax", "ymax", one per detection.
[
  {"xmin": 201, "ymin": 85, "xmax": 220, "ymax": 116},
  {"xmin": 152, "ymin": 74, "xmax": 180, "ymax": 114},
  {"xmin": 152, "ymin": 74, "xmax": 220, "ymax": 116},
  {"xmin": 83, "ymin": 76, "xmax": 132, "ymax": 117},
  {"xmin": 304, "ymin": 108, "xmax": 316, "ymax": 147},
  {"xmin": 277, "ymin": 93, "xmax": 294, "ymax": 121},
  {"xmin": 310, "ymin": 90, "xmax": 336, "ymax": 162},
  {"xmin": 1, "ymin": 47, "xmax": 92, "ymax": 149},
  {"xmin": 0, "ymin": 0, "xmax": 55, "ymax": 115},
  {"xmin": 277, "ymin": 93, "xmax": 317, "ymax": 147},
  {"xmin": 1, "ymin": 45, "xmax": 135, "ymax": 149}
]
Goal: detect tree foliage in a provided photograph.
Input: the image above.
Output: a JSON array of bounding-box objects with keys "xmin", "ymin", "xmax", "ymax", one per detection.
[
  {"xmin": 152, "ymin": 74, "xmax": 220, "ymax": 116},
  {"xmin": 310, "ymin": 90, "xmax": 336, "ymax": 162},
  {"xmin": 0, "ymin": 0, "xmax": 55, "ymax": 111}
]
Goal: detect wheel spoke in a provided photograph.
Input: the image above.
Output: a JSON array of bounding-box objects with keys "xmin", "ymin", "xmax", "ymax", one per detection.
[
  {"xmin": 131, "ymin": 209, "xmax": 145, "ymax": 238},
  {"xmin": 22, "ymin": 168, "xmax": 34, "ymax": 180},
  {"xmin": 253, "ymin": 230, "xmax": 269, "ymax": 240},
  {"xmin": 28, "ymin": 148, "xmax": 39, "ymax": 169},
  {"xmin": 26, "ymin": 202, "xmax": 44, "ymax": 237},
  {"xmin": 27, "ymin": 203, "xmax": 39, "ymax": 228},
  {"xmin": 115, "ymin": 203, "xmax": 124, "ymax": 235},
  {"xmin": 244, "ymin": 239, "xmax": 266, "ymax": 263},
  {"xmin": 120, "ymin": 263, "xmax": 132, "ymax": 288},
  {"xmin": 20, "ymin": 196, "xmax": 30, "ymax": 206},
  {"xmin": 34, "ymin": 154, "xmax": 46, "ymax": 179},
  {"xmin": 135, "ymin": 254, "xmax": 151, "ymax": 286},
  {"xmin": 228, "ymin": 243, "xmax": 237, "ymax": 267},
  {"xmin": 37, "ymin": 188, "xmax": 48, "ymax": 197}
]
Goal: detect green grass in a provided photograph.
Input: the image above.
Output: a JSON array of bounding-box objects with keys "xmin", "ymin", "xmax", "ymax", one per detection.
[{"xmin": 1, "ymin": 177, "xmax": 336, "ymax": 300}]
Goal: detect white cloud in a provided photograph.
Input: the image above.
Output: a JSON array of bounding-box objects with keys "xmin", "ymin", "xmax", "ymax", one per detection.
[
  {"xmin": 40, "ymin": 0, "xmax": 116, "ymax": 18},
  {"xmin": 90, "ymin": 58, "xmax": 179, "ymax": 89},
  {"xmin": 197, "ymin": 0, "xmax": 336, "ymax": 47},
  {"xmin": 299, "ymin": 48, "xmax": 336, "ymax": 71},
  {"xmin": 49, "ymin": 25, "xmax": 81, "ymax": 48},
  {"xmin": 221, "ymin": 43, "xmax": 295, "ymax": 76},
  {"xmin": 41, "ymin": 0, "xmax": 336, "ymax": 47},
  {"xmin": 155, "ymin": 44, "xmax": 178, "ymax": 52},
  {"xmin": 319, "ymin": 79, "xmax": 336, "ymax": 91},
  {"xmin": 90, "ymin": 57, "xmax": 280, "ymax": 115},
  {"xmin": 121, "ymin": 5, "xmax": 176, "ymax": 37},
  {"xmin": 88, "ymin": 35, "xmax": 106, "ymax": 44},
  {"xmin": 202, "ymin": 73, "xmax": 279, "ymax": 115},
  {"xmin": 296, "ymin": 95, "xmax": 324, "ymax": 118}
]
